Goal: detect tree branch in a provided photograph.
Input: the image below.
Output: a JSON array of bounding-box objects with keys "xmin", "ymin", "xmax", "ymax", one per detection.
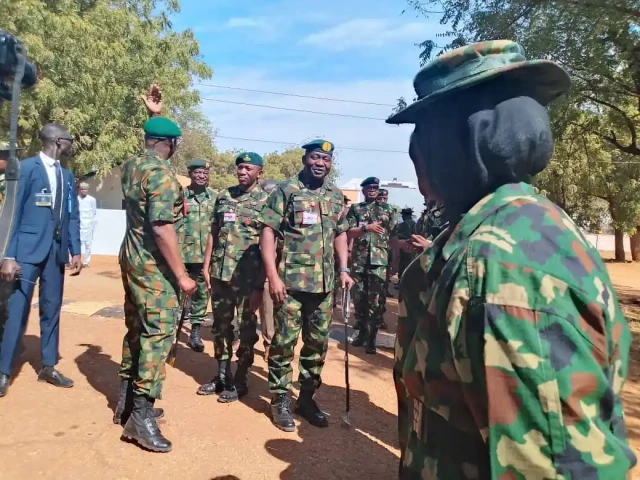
[
  {"xmin": 582, "ymin": 93, "xmax": 640, "ymax": 155},
  {"xmin": 549, "ymin": 0, "xmax": 640, "ymax": 17}
]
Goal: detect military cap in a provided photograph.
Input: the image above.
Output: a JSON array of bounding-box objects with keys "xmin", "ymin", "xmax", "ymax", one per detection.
[
  {"xmin": 401, "ymin": 207, "xmax": 413, "ymax": 215},
  {"xmin": 187, "ymin": 158, "xmax": 210, "ymax": 170},
  {"xmin": 302, "ymin": 139, "xmax": 334, "ymax": 154},
  {"xmin": 361, "ymin": 177, "xmax": 380, "ymax": 187},
  {"xmin": 236, "ymin": 151, "xmax": 264, "ymax": 168},
  {"xmin": 261, "ymin": 179, "xmax": 279, "ymax": 193},
  {"xmin": 387, "ymin": 40, "xmax": 571, "ymax": 125},
  {"xmin": 143, "ymin": 117, "xmax": 182, "ymax": 138},
  {"xmin": 378, "ymin": 188, "xmax": 389, "ymax": 196},
  {"xmin": 343, "ymin": 195, "xmax": 350, "ymax": 204},
  {"xmin": 79, "ymin": 182, "xmax": 89, "ymax": 189}
]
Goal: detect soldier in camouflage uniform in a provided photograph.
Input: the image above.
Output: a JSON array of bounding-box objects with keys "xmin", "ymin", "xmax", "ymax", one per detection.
[
  {"xmin": 198, "ymin": 152, "xmax": 268, "ymax": 402},
  {"xmin": 390, "ymin": 208, "xmax": 416, "ymax": 278},
  {"xmin": 376, "ymin": 188, "xmax": 394, "ymax": 329},
  {"xmin": 115, "ymin": 116, "xmax": 196, "ymax": 453},
  {"xmin": 346, "ymin": 177, "xmax": 397, "ymax": 354},
  {"xmin": 181, "ymin": 159, "xmax": 217, "ymax": 353},
  {"xmin": 260, "ymin": 139, "xmax": 354, "ymax": 432},
  {"xmin": 388, "ymin": 40, "xmax": 636, "ymax": 478}
]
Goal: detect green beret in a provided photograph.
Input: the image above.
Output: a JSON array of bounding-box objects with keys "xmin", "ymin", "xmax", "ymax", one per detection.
[
  {"xmin": 378, "ymin": 188, "xmax": 389, "ymax": 196},
  {"xmin": 143, "ymin": 117, "xmax": 182, "ymax": 138},
  {"xmin": 387, "ymin": 40, "xmax": 571, "ymax": 125},
  {"xmin": 236, "ymin": 152, "xmax": 264, "ymax": 168},
  {"xmin": 302, "ymin": 139, "xmax": 334, "ymax": 154},
  {"xmin": 361, "ymin": 177, "xmax": 380, "ymax": 187},
  {"xmin": 188, "ymin": 159, "xmax": 210, "ymax": 170}
]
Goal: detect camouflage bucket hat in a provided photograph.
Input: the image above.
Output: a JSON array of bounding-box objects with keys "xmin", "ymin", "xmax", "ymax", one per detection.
[{"xmin": 386, "ymin": 40, "xmax": 571, "ymax": 125}]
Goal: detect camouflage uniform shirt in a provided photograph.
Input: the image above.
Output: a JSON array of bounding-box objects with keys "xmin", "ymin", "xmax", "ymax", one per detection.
[
  {"xmin": 119, "ymin": 150, "xmax": 183, "ymax": 288},
  {"xmin": 395, "ymin": 182, "xmax": 636, "ymax": 478},
  {"xmin": 260, "ymin": 171, "xmax": 349, "ymax": 294},
  {"xmin": 346, "ymin": 201, "xmax": 397, "ymax": 276},
  {"xmin": 415, "ymin": 203, "xmax": 445, "ymax": 240},
  {"xmin": 210, "ymin": 184, "xmax": 268, "ymax": 283},
  {"xmin": 182, "ymin": 186, "xmax": 216, "ymax": 264},
  {"xmin": 392, "ymin": 218, "xmax": 416, "ymax": 242}
]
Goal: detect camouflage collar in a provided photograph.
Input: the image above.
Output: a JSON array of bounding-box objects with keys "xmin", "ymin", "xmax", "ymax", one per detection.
[{"xmin": 441, "ymin": 182, "xmax": 537, "ymax": 261}]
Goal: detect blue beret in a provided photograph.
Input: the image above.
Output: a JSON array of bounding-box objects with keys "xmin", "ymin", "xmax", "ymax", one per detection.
[
  {"xmin": 236, "ymin": 152, "xmax": 264, "ymax": 168},
  {"xmin": 143, "ymin": 117, "xmax": 182, "ymax": 138},
  {"xmin": 361, "ymin": 177, "xmax": 380, "ymax": 187},
  {"xmin": 302, "ymin": 139, "xmax": 334, "ymax": 154}
]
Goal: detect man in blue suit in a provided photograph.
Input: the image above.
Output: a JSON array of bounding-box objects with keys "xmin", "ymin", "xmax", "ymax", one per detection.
[{"xmin": 0, "ymin": 123, "xmax": 82, "ymax": 397}]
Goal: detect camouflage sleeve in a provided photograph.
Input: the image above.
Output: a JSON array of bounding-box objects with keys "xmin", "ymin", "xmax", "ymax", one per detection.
[
  {"xmin": 259, "ymin": 186, "xmax": 287, "ymax": 235},
  {"xmin": 345, "ymin": 204, "xmax": 358, "ymax": 229},
  {"xmin": 145, "ymin": 165, "xmax": 180, "ymax": 223},
  {"xmin": 335, "ymin": 211, "xmax": 349, "ymax": 235},
  {"xmin": 451, "ymin": 258, "xmax": 636, "ymax": 478},
  {"xmin": 211, "ymin": 195, "xmax": 221, "ymax": 227}
]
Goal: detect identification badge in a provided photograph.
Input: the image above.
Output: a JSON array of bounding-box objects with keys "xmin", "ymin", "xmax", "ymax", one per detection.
[
  {"xmin": 223, "ymin": 212, "xmax": 237, "ymax": 223},
  {"xmin": 35, "ymin": 192, "xmax": 52, "ymax": 207},
  {"xmin": 302, "ymin": 211, "xmax": 318, "ymax": 225}
]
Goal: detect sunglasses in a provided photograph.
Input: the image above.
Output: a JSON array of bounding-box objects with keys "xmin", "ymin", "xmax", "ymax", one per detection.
[{"xmin": 57, "ymin": 136, "xmax": 75, "ymax": 144}]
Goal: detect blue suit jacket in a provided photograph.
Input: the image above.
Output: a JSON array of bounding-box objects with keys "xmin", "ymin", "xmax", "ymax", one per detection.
[{"xmin": 5, "ymin": 155, "xmax": 81, "ymax": 266}]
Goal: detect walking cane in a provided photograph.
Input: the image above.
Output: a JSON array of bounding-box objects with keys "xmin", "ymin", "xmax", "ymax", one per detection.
[
  {"xmin": 341, "ymin": 287, "xmax": 352, "ymax": 427},
  {"xmin": 167, "ymin": 293, "xmax": 191, "ymax": 367}
]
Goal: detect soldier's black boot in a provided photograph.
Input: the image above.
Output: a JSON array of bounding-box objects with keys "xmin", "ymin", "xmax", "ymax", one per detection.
[
  {"xmin": 187, "ymin": 323, "xmax": 205, "ymax": 353},
  {"xmin": 295, "ymin": 381, "xmax": 329, "ymax": 428},
  {"xmin": 365, "ymin": 323, "xmax": 378, "ymax": 355},
  {"xmin": 218, "ymin": 362, "xmax": 243, "ymax": 403},
  {"xmin": 121, "ymin": 395, "xmax": 171, "ymax": 452},
  {"xmin": 351, "ymin": 325, "xmax": 367, "ymax": 347},
  {"xmin": 270, "ymin": 393, "xmax": 295, "ymax": 432},
  {"xmin": 113, "ymin": 379, "xmax": 165, "ymax": 425},
  {"xmin": 197, "ymin": 360, "xmax": 228, "ymax": 396}
]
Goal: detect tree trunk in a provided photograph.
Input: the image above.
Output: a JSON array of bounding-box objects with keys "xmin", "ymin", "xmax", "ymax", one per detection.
[
  {"xmin": 614, "ymin": 229, "xmax": 627, "ymax": 262},
  {"xmin": 631, "ymin": 227, "xmax": 640, "ymax": 261}
]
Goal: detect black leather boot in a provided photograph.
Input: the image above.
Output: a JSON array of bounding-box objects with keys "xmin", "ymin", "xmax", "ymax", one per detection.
[
  {"xmin": 270, "ymin": 393, "xmax": 295, "ymax": 432},
  {"xmin": 295, "ymin": 381, "xmax": 328, "ymax": 428},
  {"xmin": 219, "ymin": 362, "xmax": 250, "ymax": 403},
  {"xmin": 197, "ymin": 360, "xmax": 228, "ymax": 396},
  {"xmin": 218, "ymin": 362, "xmax": 242, "ymax": 403},
  {"xmin": 121, "ymin": 395, "xmax": 171, "ymax": 452},
  {"xmin": 351, "ymin": 325, "xmax": 367, "ymax": 347},
  {"xmin": 187, "ymin": 323, "xmax": 205, "ymax": 353},
  {"xmin": 365, "ymin": 323, "xmax": 378, "ymax": 355},
  {"xmin": 113, "ymin": 379, "xmax": 165, "ymax": 425}
]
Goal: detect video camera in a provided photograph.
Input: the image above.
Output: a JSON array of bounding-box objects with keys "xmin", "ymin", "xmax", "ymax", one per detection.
[
  {"xmin": 0, "ymin": 30, "xmax": 37, "ymax": 261},
  {"xmin": 0, "ymin": 30, "xmax": 37, "ymax": 101}
]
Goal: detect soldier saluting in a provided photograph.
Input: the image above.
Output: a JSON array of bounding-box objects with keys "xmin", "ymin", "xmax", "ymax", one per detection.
[
  {"xmin": 199, "ymin": 152, "xmax": 268, "ymax": 402},
  {"xmin": 260, "ymin": 139, "xmax": 354, "ymax": 432}
]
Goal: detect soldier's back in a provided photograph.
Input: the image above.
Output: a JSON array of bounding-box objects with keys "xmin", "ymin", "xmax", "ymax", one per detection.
[{"xmin": 120, "ymin": 150, "xmax": 182, "ymax": 274}]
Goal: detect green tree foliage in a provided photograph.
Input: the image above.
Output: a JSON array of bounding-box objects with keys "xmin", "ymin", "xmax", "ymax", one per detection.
[
  {"xmin": 403, "ymin": 0, "xmax": 640, "ymax": 260},
  {"xmin": 1, "ymin": 0, "xmax": 211, "ymax": 175}
]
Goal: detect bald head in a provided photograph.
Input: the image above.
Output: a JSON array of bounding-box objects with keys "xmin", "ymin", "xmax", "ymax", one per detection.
[{"xmin": 40, "ymin": 123, "xmax": 70, "ymax": 142}]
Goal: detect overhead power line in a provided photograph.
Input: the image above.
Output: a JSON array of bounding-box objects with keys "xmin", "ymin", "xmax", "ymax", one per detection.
[
  {"xmin": 215, "ymin": 135, "xmax": 408, "ymax": 154},
  {"xmin": 201, "ymin": 97, "xmax": 389, "ymax": 121},
  {"xmin": 196, "ymin": 83, "xmax": 397, "ymax": 107}
]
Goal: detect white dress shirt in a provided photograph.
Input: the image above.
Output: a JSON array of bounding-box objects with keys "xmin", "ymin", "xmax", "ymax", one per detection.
[
  {"xmin": 40, "ymin": 151, "xmax": 62, "ymax": 215},
  {"xmin": 78, "ymin": 194, "xmax": 97, "ymax": 239}
]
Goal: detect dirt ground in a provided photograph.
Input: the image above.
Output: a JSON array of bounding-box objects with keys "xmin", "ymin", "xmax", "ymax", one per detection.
[{"xmin": 1, "ymin": 255, "xmax": 640, "ymax": 479}]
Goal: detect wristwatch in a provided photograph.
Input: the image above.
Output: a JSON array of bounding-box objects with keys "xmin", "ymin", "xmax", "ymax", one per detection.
[
  {"xmin": 338, "ymin": 267, "xmax": 351, "ymax": 273},
  {"xmin": 361, "ymin": 224, "xmax": 367, "ymax": 233}
]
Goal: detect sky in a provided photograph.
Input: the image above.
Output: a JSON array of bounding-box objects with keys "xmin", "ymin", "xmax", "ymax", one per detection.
[{"xmin": 172, "ymin": 0, "xmax": 448, "ymax": 211}]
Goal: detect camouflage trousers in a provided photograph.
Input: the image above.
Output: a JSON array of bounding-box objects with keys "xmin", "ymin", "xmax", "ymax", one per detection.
[
  {"xmin": 0, "ymin": 278, "xmax": 14, "ymax": 344},
  {"xmin": 185, "ymin": 263, "xmax": 209, "ymax": 326},
  {"xmin": 211, "ymin": 277, "xmax": 258, "ymax": 367},
  {"xmin": 268, "ymin": 291, "xmax": 332, "ymax": 394},
  {"xmin": 352, "ymin": 266, "xmax": 387, "ymax": 327},
  {"xmin": 118, "ymin": 266, "xmax": 179, "ymax": 399}
]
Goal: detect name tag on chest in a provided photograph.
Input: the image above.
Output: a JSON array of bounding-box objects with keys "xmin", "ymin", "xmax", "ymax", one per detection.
[
  {"xmin": 223, "ymin": 212, "xmax": 237, "ymax": 223},
  {"xmin": 302, "ymin": 211, "xmax": 318, "ymax": 226},
  {"xmin": 35, "ymin": 192, "xmax": 53, "ymax": 207}
]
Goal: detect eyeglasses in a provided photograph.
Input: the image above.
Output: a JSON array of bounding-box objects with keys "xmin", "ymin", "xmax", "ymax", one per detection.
[{"xmin": 57, "ymin": 136, "xmax": 75, "ymax": 144}]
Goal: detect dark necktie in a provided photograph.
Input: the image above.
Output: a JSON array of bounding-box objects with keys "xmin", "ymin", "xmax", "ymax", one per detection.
[{"xmin": 53, "ymin": 162, "xmax": 62, "ymax": 239}]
